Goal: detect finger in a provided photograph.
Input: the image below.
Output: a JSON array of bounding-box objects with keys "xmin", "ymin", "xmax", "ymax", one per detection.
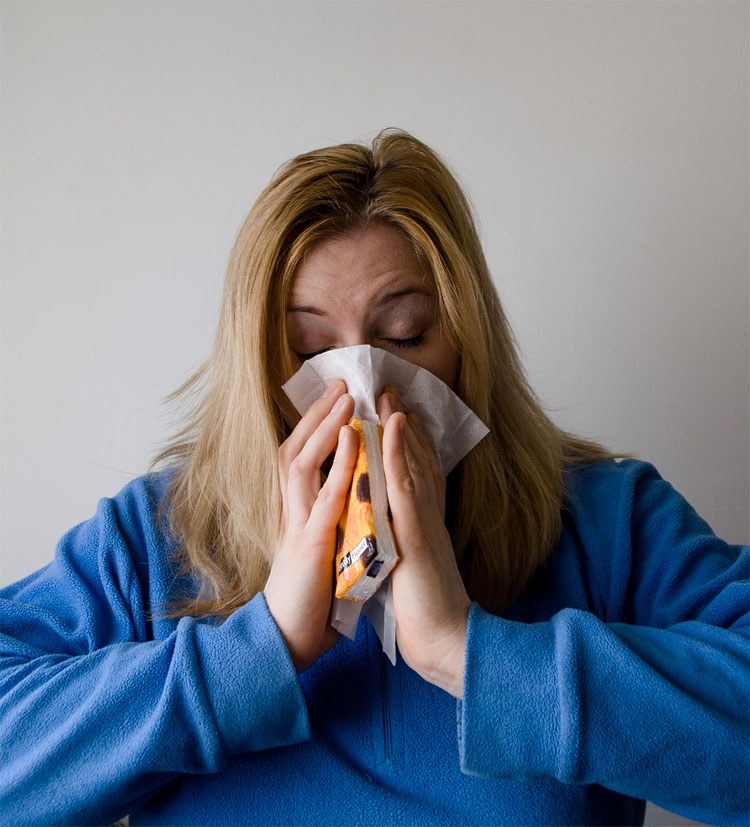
[
  {"xmin": 411, "ymin": 417, "xmax": 446, "ymax": 519},
  {"xmin": 287, "ymin": 394, "xmax": 354, "ymax": 519},
  {"xmin": 376, "ymin": 384, "xmax": 402, "ymax": 425},
  {"xmin": 407, "ymin": 413, "xmax": 444, "ymax": 485},
  {"xmin": 402, "ymin": 418, "xmax": 439, "ymax": 506},
  {"xmin": 383, "ymin": 412, "xmax": 415, "ymax": 500},
  {"xmin": 279, "ymin": 379, "xmax": 348, "ymax": 477},
  {"xmin": 376, "ymin": 392, "xmax": 392, "ymax": 425},
  {"xmin": 406, "ymin": 411, "xmax": 434, "ymax": 459},
  {"xmin": 295, "ymin": 393, "xmax": 354, "ymax": 473},
  {"xmin": 383, "ymin": 414, "xmax": 431, "ymax": 565},
  {"xmin": 310, "ymin": 425, "xmax": 358, "ymax": 526}
]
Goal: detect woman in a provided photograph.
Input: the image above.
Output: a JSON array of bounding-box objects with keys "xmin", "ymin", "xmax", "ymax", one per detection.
[{"xmin": 1, "ymin": 130, "xmax": 747, "ymax": 825}]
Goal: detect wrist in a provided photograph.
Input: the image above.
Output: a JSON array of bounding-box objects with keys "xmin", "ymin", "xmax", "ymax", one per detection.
[{"xmin": 428, "ymin": 611, "xmax": 469, "ymax": 699}]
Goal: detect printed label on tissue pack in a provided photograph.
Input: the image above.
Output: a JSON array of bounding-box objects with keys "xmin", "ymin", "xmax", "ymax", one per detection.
[
  {"xmin": 337, "ymin": 535, "xmax": 377, "ymax": 576},
  {"xmin": 334, "ymin": 417, "xmax": 398, "ymax": 602}
]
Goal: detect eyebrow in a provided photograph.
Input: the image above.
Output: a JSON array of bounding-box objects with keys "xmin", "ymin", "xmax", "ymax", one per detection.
[{"xmin": 287, "ymin": 287, "xmax": 431, "ymax": 316}]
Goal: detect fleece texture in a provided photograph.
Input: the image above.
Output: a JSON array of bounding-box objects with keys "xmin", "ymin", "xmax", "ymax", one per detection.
[{"xmin": 0, "ymin": 460, "xmax": 747, "ymax": 825}]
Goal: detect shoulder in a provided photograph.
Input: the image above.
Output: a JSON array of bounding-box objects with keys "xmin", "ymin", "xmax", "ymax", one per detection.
[
  {"xmin": 94, "ymin": 467, "xmax": 181, "ymax": 572},
  {"xmin": 563, "ymin": 457, "xmax": 661, "ymax": 503},
  {"xmin": 53, "ymin": 468, "xmax": 182, "ymax": 599},
  {"xmin": 0, "ymin": 469, "xmax": 184, "ymax": 648},
  {"xmin": 561, "ymin": 458, "xmax": 691, "ymax": 537},
  {"xmin": 561, "ymin": 457, "xmax": 723, "ymax": 543},
  {"xmin": 560, "ymin": 456, "xmax": 719, "ymax": 564},
  {"xmin": 103, "ymin": 468, "xmax": 178, "ymax": 532},
  {"xmin": 558, "ymin": 458, "xmax": 747, "ymax": 626},
  {"xmin": 561, "ymin": 458, "xmax": 638, "ymax": 538},
  {"xmin": 110, "ymin": 466, "xmax": 178, "ymax": 507}
]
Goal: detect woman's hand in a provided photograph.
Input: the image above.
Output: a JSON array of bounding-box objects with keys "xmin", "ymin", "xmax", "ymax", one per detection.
[
  {"xmin": 264, "ymin": 380, "xmax": 357, "ymax": 674},
  {"xmin": 377, "ymin": 388, "xmax": 471, "ymax": 699}
]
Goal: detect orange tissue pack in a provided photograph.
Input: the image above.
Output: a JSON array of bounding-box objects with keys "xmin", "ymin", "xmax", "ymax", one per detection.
[{"xmin": 334, "ymin": 417, "xmax": 398, "ymax": 602}]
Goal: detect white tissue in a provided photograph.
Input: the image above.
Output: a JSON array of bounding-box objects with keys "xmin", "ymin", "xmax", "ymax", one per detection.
[
  {"xmin": 283, "ymin": 345, "xmax": 489, "ymax": 475},
  {"xmin": 282, "ymin": 345, "xmax": 490, "ymax": 663}
]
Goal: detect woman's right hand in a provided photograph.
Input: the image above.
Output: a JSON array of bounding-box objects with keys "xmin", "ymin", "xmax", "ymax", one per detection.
[{"xmin": 263, "ymin": 379, "xmax": 357, "ymax": 673}]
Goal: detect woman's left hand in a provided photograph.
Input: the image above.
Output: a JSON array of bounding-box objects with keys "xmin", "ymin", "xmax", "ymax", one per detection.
[{"xmin": 377, "ymin": 388, "xmax": 471, "ymax": 699}]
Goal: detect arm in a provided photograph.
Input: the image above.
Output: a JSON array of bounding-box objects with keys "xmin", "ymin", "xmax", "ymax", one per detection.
[
  {"xmin": 0, "ymin": 479, "xmax": 310, "ymax": 825},
  {"xmin": 458, "ymin": 462, "xmax": 749, "ymax": 826}
]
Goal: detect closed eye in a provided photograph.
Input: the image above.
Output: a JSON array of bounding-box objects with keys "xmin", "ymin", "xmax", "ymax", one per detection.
[
  {"xmin": 385, "ymin": 333, "xmax": 426, "ymax": 350},
  {"xmin": 294, "ymin": 333, "xmax": 426, "ymax": 361}
]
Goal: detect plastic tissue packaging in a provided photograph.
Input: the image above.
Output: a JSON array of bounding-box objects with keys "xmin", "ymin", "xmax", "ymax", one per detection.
[
  {"xmin": 282, "ymin": 345, "xmax": 489, "ymax": 663},
  {"xmin": 334, "ymin": 417, "xmax": 397, "ymax": 602}
]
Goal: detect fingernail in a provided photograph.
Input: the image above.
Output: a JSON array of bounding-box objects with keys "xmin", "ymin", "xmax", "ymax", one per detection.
[
  {"xmin": 323, "ymin": 379, "xmax": 340, "ymax": 397},
  {"xmin": 333, "ymin": 393, "xmax": 351, "ymax": 413},
  {"xmin": 339, "ymin": 424, "xmax": 353, "ymax": 442}
]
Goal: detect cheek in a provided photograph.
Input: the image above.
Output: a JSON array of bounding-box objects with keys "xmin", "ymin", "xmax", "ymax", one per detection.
[
  {"xmin": 432, "ymin": 353, "xmax": 460, "ymax": 390},
  {"xmin": 410, "ymin": 343, "xmax": 460, "ymax": 390}
]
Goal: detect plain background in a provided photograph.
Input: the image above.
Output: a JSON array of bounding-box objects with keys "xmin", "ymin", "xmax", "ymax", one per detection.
[{"xmin": 1, "ymin": 2, "xmax": 748, "ymax": 825}]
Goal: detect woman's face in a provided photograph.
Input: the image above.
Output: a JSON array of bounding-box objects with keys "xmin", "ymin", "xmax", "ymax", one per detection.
[{"xmin": 286, "ymin": 224, "xmax": 459, "ymax": 389}]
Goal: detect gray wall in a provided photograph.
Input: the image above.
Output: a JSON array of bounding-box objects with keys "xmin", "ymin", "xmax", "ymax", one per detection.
[{"xmin": 2, "ymin": 3, "xmax": 748, "ymax": 824}]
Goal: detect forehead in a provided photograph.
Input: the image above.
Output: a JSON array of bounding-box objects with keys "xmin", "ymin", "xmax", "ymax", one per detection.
[{"xmin": 289, "ymin": 225, "xmax": 433, "ymax": 302}]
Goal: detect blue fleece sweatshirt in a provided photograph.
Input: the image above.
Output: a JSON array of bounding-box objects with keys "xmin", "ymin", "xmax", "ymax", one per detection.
[{"xmin": 0, "ymin": 460, "xmax": 747, "ymax": 826}]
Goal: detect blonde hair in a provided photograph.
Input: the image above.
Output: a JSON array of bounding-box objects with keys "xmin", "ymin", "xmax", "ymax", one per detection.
[{"xmin": 154, "ymin": 129, "xmax": 618, "ymax": 618}]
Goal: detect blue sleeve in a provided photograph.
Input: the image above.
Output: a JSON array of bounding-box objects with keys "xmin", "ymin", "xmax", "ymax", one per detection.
[
  {"xmin": 458, "ymin": 461, "xmax": 749, "ymax": 826},
  {"xmin": 0, "ymin": 478, "xmax": 310, "ymax": 825}
]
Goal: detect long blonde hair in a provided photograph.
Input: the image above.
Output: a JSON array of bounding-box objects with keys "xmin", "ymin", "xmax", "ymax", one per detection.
[{"xmin": 154, "ymin": 129, "xmax": 617, "ymax": 618}]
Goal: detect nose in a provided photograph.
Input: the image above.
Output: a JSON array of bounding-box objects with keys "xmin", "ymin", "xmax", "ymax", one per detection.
[{"xmin": 338, "ymin": 327, "xmax": 372, "ymax": 350}]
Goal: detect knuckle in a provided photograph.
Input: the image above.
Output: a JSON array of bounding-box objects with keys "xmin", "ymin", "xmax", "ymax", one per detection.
[
  {"xmin": 287, "ymin": 457, "xmax": 308, "ymax": 480},
  {"xmin": 314, "ymin": 392, "xmax": 337, "ymax": 414},
  {"xmin": 398, "ymin": 472, "xmax": 416, "ymax": 493},
  {"xmin": 309, "ymin": 399, "xmax": 327, "ymax": 420},
  {"xmin": 315, "ymin": 483, "xmax": 334, "ymax": 505},
  {"xmin": 408, "ymin": 462, "xmax": 426, "ymax": 484}
]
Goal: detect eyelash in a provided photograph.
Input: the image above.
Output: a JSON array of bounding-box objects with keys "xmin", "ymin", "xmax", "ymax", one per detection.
[
  {"xmin": 390, "ymin": 333, "xmax": 426, "ymax": 349},
  {"xmin": 295, "ymin": 333, "xmax": 426, "ymax": 361}
]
